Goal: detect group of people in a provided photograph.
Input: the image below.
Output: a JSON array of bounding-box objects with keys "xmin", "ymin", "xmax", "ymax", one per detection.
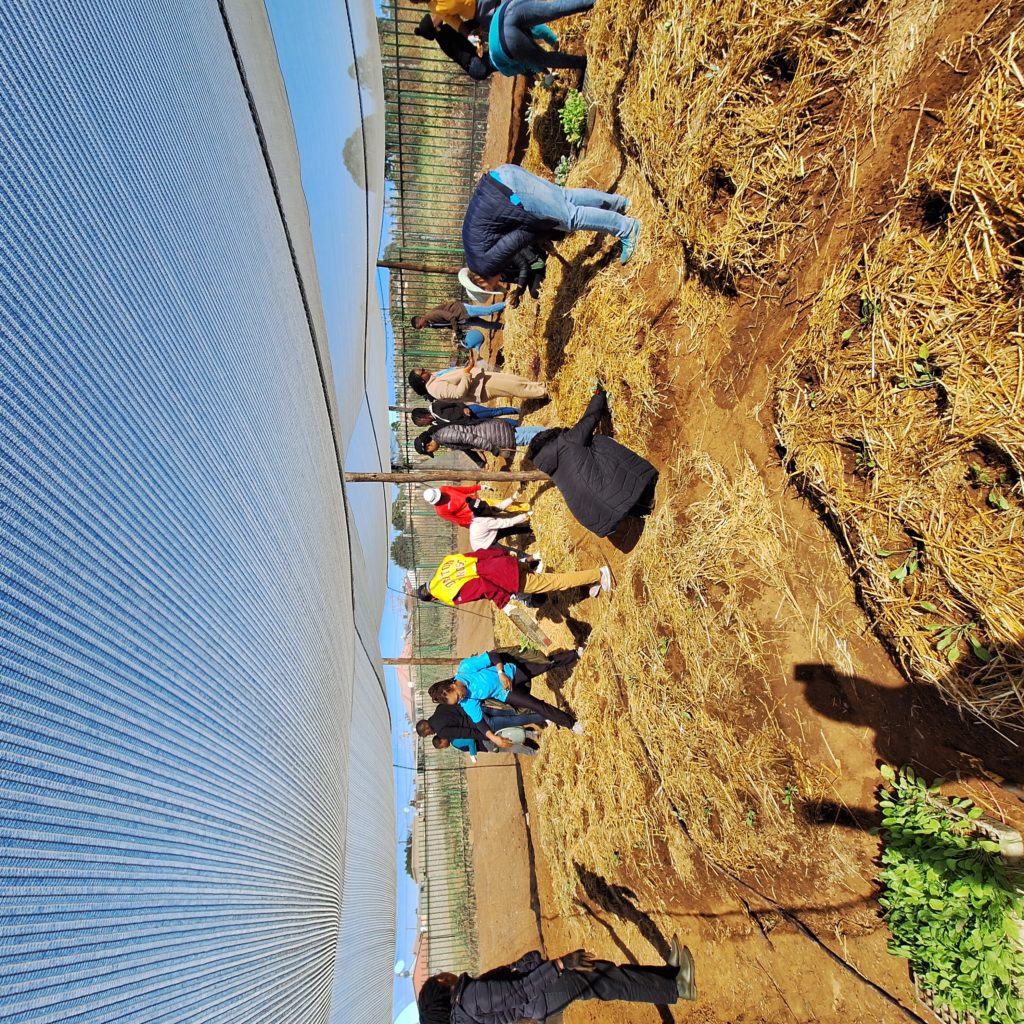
[{"xmin": 407, "ymin": 3, "xmax": 696, "ymax": 1019}]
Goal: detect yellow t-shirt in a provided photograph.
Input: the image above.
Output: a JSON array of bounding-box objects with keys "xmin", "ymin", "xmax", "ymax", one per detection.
[{"xmin": 430, "ymin": 0, "xmax": 476, "ymax": 30}]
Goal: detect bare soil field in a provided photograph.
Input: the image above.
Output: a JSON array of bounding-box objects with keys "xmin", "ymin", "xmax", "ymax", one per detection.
[{"xmin": 468, "ymin": 1, "xmax": 1024, "ymax": 1021}]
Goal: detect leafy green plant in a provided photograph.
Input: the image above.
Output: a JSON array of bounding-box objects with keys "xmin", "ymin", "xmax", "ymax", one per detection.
[
  {"xmin": 783, "ymin": 785, "xmax": 797, "ymax": 811},
  {"xmin": 554, "ymin": 153, "xmax": 573, "ymax": 186},
  {"xmin": 745, "ymin": 809, "xmax": 757, "ymax": 828},
  {"xmin": 987, "ymin": 488, "xmax": 1011, "ymax": 512},
  {"xmin": 877, "ymin": 546, "xmax": 921, "ymax": 582},
  {"xmin": 895, "ymin": 343, "xmax": 940, "ymax": 390},
  {"xmin": 969, "ymin": 464, "xmax": 993, "ymax": 486},
  {"xmin": 876, "ymin": 766, "xmax": 1024, "ymax": 1024},
  {"xmin": 850, "ymin": 438, "xmax": 878, "ymax": 477},
  {"xmin": 558, "ymin": 89, "xmax": 587, "ymax": 145},
  {"xmin": 914, "ymin": 603, "xmax": 993, "ymax": 663},
  {"xmin": 859, "ymin": 295, "xmax": 880, "ymax": 325}
]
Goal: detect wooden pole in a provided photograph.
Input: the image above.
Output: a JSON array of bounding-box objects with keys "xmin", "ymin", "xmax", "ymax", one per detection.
[
  {"xmin": 344, "ymin": 470, "xmax": 547, "ymax": 484},
  {"xmin": 377, "ymin": 259, "xmax": 461, "ymax": 275},
  {"xmin": 381, "ymin": 657, "xmax": 459, "ymax": 666}
]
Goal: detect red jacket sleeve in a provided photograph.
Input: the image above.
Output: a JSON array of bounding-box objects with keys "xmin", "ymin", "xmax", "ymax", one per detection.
[{"xmin": 443, "ymin": 485, "xmax": 481, "ymax": 497}]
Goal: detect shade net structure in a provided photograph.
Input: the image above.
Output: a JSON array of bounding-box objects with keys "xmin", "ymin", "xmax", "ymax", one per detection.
[{"xmin": 0, "ymin": 1, "xmax": 393, "ymax": 1022}]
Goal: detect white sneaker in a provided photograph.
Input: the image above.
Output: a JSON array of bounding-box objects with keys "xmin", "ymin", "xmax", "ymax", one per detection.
[
  {"xmin": 599, "ymin": 565, "xmax": 613, "ymax": 592},
  {"xmin": 588, "ymin": 583, "xmax": 601, "ymax": 598},
  {"xmin": 571, "ymin": 721, "xmax": 585, "ymax": 735},
  {"xmin": 533, "ymin": 559, "xmax": 545, "ymax": 574},
  {"xmin": 576, "ymin": 646, "xmax": 585, "ymax": 658}
]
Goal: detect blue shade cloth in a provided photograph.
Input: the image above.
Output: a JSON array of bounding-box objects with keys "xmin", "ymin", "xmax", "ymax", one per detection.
[{"xmin": 0, "ymin": 1, "xmax": 391, "ymax": 1022}]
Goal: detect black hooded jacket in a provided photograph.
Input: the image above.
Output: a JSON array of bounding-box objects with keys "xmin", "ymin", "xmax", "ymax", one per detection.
[
  {"xmin": 452, "ymin": 951, "xmax": 560, "ymax": 1024},
  {"xmin": 526, "ymin": 390, "xmax": 658, "ymax": 537}
]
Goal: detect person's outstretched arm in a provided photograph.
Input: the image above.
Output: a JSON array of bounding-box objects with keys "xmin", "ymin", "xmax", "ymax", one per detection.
[{"xmin": 562, "ymin": 388, "xmax": 607, "ymax": 447}]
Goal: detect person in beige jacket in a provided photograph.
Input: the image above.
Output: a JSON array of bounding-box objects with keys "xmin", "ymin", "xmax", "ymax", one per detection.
[{"xmin": 408, "ymin": 349, "xmax": 546, "ymax": 402}]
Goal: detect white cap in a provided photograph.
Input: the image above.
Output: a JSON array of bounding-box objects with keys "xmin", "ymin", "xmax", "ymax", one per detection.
[{"xmin": 422, "ymin": 488, "xmax": 441, "ymax": 505}]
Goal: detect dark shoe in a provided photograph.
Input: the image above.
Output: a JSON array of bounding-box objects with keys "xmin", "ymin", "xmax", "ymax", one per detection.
[
  {"xmin": 675, "ymin": 944, "xmax": 697, "ymax": 1001},
  {"xmin": 667, "ymin": 934, "xmax": 682, "ymax": 969}
]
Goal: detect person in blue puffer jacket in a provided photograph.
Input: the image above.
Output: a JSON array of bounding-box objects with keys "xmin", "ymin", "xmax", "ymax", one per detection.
[
  {"xmin": 488, "ymin": 0, "xmax": 592, "ymax": 77},
  {"xmin": 462, "ymin": 163, "xmax": 641, "ymax": 288},
  {"xmin": 417, "ymin": 943, "xmax": 697, "ymax": 1023}
]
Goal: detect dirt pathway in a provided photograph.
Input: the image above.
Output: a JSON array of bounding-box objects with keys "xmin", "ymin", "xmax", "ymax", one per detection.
[{"xmin": 461, "ymin": 2, "xmax": 1024, "ymax": 1022}]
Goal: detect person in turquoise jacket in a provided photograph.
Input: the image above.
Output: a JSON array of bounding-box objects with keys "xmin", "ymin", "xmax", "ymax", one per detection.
[
  {"xmin": 488, "ymin": 0, "xmax": 593, "ymax": 76},
  {"xmin": 428, "ymin": 648, "xmax": 584, "ymax": 731}
]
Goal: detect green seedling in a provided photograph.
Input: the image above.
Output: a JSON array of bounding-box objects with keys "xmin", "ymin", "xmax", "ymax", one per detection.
[
  {"xmin": 859, "ymin": 295, "xmax": 880, "ymax": 325},
  {"xmin": 987, "ymin": 488, "xmax": 1011, "ymax": 511},
  {"xmin": 876, "ymin": 765, "xmax": 1024, "ymax": 1023},
  {"xmin": 783, "ymin": 785, "xmax": 797, "ymax": 811},
  {"xmin": 968, "ymin": 464, "xmax": 992, "ymax": 486},
  {"xmin": 919, "ymin": 618, "xmax": 993, "ymax": 664},
  {"xmin": 657, "ymin": 636, "xmax": 670, "ymax": 659},
  {"xmin": 877, "ymin": 547, "xmax": 919, "ymax": 582},
  {"xmin": 895, "ymin": 343, "xmax": 940, "ymax": 390},
  {"xmin": 554, "ymin": 153, "xmax": 573, "ymax": 186},
  {"xmin": 745, "ymin": 809, "xmax": 757, "ymax": 828},
  {"xmin": 558, "ymin": 89, "xmax": 587, "ymax": 145},
  {"xmin": 853, "ymin": 444, "xmax": 877, "ymax": 477}
]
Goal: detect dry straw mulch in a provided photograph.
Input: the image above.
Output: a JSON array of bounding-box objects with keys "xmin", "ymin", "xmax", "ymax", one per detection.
[
  {"xmin": 776, "ymin": 31, "xmax": 1024, "ymax": 724},
  {"xmin": 509, "ymin": 455, "xmax": 827, "ymax": 911}
]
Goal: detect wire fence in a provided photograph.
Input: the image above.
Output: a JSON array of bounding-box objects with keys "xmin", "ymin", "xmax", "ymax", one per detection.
[{"xmin": 378, "ymin": 1, "xmax": 495, "ymax": 978}]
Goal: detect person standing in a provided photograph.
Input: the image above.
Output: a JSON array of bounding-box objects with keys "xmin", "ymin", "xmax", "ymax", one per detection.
[
  {"xmin": 413, "ymin": 416, "xmax": 547, "ymax": 466},
  {"xmin": 411, "ymin": 298, "xmax": 506, "ymax": 332},
  {"xmin": 407, "ymin": 354, "xmax": 546, "ymax": 402}
]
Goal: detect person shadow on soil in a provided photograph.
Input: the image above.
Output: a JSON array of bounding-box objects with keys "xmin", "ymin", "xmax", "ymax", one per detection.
[
  {"xmin": 572, "ymin": 863, "xmax": 676, "ymax": 1024},
  {"xmin": 543, "ymin": 237, "xmax": 619, "ymax": 377},
  {"xmin": 794, "ymin": 662, "xmax": 1024, "ymax": 832}
]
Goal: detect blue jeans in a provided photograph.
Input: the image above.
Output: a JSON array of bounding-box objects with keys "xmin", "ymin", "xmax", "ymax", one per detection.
[
  {"xmin": 500, "ymin": 0, "xmax": 593, "ymax": 70},
  {"xmin": 493, "ymin": 164, "xmax": 633, "ymax": 239},
  {"xmin": 464, "ymin": 301, "xmax": 507, "ymax": 317},
  {"xmin": 468, "ymin": 404, "xmax": 519, "ymax": 418},
  {"xmin": 484, "ymin": 709, "xmax": 546, "ymax": 728},
  {"xmin": 515, "ymin": 425, "xmax": 545, "ymax": 445}
]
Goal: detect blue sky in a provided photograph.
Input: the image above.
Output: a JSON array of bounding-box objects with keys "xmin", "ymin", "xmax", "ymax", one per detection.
[{"xmin": 262, "ymin": 2, "xmax": 418, "ymax": 1019}]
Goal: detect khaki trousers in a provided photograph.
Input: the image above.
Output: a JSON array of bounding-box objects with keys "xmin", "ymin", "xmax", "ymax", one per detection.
[
  {"xmin": 521, "ymin": 568, "xmax": 601, "ymax": 594},
  {"xmin": 479, "ymin": 370, "xmax": 547, "ymax": 400}
]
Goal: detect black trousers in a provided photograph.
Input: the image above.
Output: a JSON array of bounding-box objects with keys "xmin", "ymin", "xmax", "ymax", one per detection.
[
  {"xmin": 503, "ymin": 649, "xmax": 578, "ymax": 729},
  {"xmin": 532, "ymin": 962, "xmax": 678, "ymax": 1018}
]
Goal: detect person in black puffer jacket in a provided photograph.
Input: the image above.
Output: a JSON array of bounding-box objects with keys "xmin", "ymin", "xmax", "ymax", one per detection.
[
  {"xmin": 415, "ymin": 418, "xmax": 549, "ymax": 468},
  {"xmin": 413, "ymin": 16, "xmax": 495, "ymax": 81},
  {"xmin": 417, "ymin": 943, "xmax": 696, "ymax": 1023},
  {"xmin": 525, "ymin": 387, "xmax": 658, "ymax": 537}
]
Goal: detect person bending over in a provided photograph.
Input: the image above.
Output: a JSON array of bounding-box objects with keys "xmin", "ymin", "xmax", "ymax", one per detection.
[
  {"xmin": 428, "ymin": 647, "xmax": 583, "ymax": 731},
  {"xmin": 417, "ymin": 942, "xmax": 696, "ymax": 1023},
  {"xmin": 462, "ymin": 162, "xmax": 641, "ymax": 295},
  {"xmin": 416, "ymin": 547, "xmax": 611, "ymax": 610},
  {"xmin": 526, "ymin": 385, "xmax": 657, "ymax": 537}
]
